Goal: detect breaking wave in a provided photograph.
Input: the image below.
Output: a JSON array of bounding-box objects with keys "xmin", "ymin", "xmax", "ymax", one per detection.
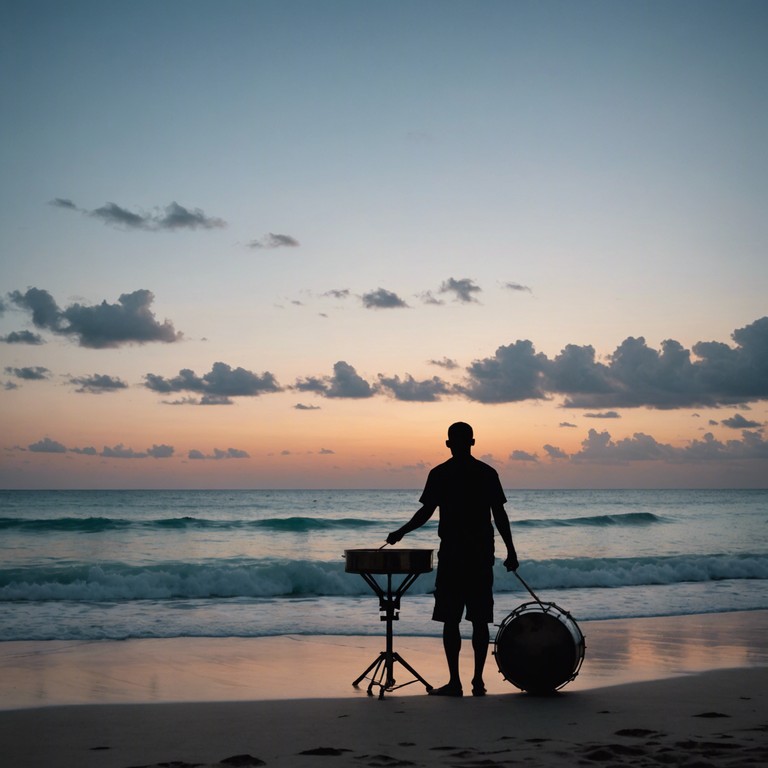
[{"xmin": 1, "ymin": 552, "xmax": 765, "ymax": 602}]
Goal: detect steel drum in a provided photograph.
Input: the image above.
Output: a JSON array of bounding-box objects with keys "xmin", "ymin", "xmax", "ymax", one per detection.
[
  {"xmin": 344, "ymin": 548, "xmax": 433, "ymax": 575},
  {"xmin": 494, "ymin": 601, "xmax": 585, "ymax": 694}
]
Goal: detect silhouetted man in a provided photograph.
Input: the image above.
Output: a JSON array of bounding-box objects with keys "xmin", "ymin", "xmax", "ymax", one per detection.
[{"xmin": 387, "ymin": 422, "xmax": 518, "ymax": 696}]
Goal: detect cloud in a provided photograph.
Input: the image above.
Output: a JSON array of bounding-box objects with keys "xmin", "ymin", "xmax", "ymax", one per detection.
[
  {"xmin": 145, "ymin": 362, "xmax": 280, "ymax": 401},
  {"xmin": 440, "ymin": 277, "xmax": 482, "ymax": 303},
  {"xmin": 188, "ymin": 447, "xmax": 250, "ymax": 460},
  {"xmin": 10, "ymin": 288, "xmax": 182, "ymax": 348},
  {"xmin": 9, "ymin": 288, "xmax": 61, "ymax": 329},
  {"xmin": 457, "ymin": 340, "xmax": 549, "ymax": 403},
  {"xmin": 572, "ymin": 428, "xmax": 768, "ymax": 463},
  {"xmin": 11, "ymin": 368, "xmax": 55, "ymax": 386},
  {"xmin": 573, "ymin": 429, "xmax": 675, "ymax": 463},
  {"xmin": 163, "ymin": 394, "xmax": 234, "ymax": 405},
  {"xmin": 361, "ymin": 288, "xmax": 409, "ymax": 309},
  {"xmin": 584, "ymin": 411, "xmax": 621, "ymax": 419},
  {"xmin": 294, "ymin": 361, "xmax": 374, "ymax": 399},
  {"xmin": 546, "ymin": 344, "xmax": 613, "ymax": 397},
  {"xmin": 155, "ymin": 202, "xmax": 225, "ymax": 230},
  {"xmin": 70, "ymin": 446, "xmax": 97, "ymax": 455},
  {"xmin": 91, "ymin": 202, "xmax": 148, "ymax": 229},
  {"xmin": 562, "ymin": 318, "xmax": 768, "ymax": 408},
  {"xmin": 418, "ymin": 290, "xmax": 444, "ymax": 306},
  {"xmin": 294, "ymin": 403, "xmax": 321, "ymax": 410},
  {"xmin": 248, "ymin": 233, "xmax": 300, "ymax": 248},
  {"xmin": 503, "ymin": 282, "xmax": 533, "ymax": 294},
  {"xmin": 459, "ymin": 316, "xmax": 768, "ymax": 408},
  {"xmin": 720, "ymin": 413, "xmax": 763, "ymax": 429},
  {"xmin": 543, "ymin": 444, "xmax": 569, "ymax": 459},
  {"xmin": 69, "ymin": 374, "xmax": 128, "ymax": 394},
  {"xmin": 322, "ymin": 289, "xmax": 351, "ymax": 300},
  {"xmin": 101, "ymin": 444, "xmax": 148, "ymax": 459},
  {"xmin": 318, "ymin": 448, "xmax": 335, "ymax": 454},
  {"xmin": 428, "ymin": 357, "xmax": 459, "ymax": 370},
  {"xmin": 5, "ymin": 366, "xmax": 51, "ymax": 381},
  {"xmin": 22, "ymin": 439, "xmax": 175, "ymax": 459},
  {"xmin": 91, "ymin": 444, "xmax": 172, "ymax": 459},
  {"xmin": 559, "ymin": 422, "xmax": 578, "ymax": 428},
  {"xmin": 52, "ymin": 198, "xmax": 226, "ymax": 231},
  {"xmin": 28, "ymin": 437, "xmax": 67, "ymax": 453},
  {"xmin": 325, "ymin": 361, "xmax": 374, "ymax": 398},
  {"xmin": 49, "ymin": 197, "xmax": 78, "ymax": 210},
  {"xmin": 509, "ymin": 449, "xmax": 538, "ymax": 462},
  {"xmin": 147, "ymin": 444, "xmax": 174, "ymax": 459},
  {"xmin": 1, "ymin": 330, "xmax": 45, "ymax": 345},
  {"xmin": 682, "ymin": 430, "xmax": 768, "ymax": 461},
  {"xmin": 377, "ymin": 373, "xmax": 452, "ymax": 402}
]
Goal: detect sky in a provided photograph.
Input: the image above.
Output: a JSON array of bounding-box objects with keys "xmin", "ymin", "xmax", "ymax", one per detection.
[{"xmin": 1, "ymin": 0, "xmax": 767, "ymax": 489}]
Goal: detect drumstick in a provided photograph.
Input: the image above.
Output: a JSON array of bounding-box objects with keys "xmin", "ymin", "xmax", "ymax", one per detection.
[
  {"xmin": 514, "ymin": 571, "xmax": 546, "ymax": 609},
  {"xmin": 378, "ymin": 541, "xmax": 390, "ymax": 550}
]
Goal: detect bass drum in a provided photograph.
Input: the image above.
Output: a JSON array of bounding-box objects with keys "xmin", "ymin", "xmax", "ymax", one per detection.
[{"xmin": 494, "ymin": 602, "xmax": 585, "ymax": 694}]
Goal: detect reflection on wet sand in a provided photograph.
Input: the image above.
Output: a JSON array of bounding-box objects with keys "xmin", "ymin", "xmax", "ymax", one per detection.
[
  {"xmin": 573, "ymin": 610, "xmax": 768, "ymax": 687},
  {"xmin": 1, "ymin": 611, "xmax": 766, "ymax": 709}
]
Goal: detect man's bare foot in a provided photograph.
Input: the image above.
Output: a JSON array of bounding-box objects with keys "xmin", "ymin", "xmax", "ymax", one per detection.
[
  {"xmin": 471, "ymin": 680, "xmax": 487, "ymax": 697},
  {"xmin": 428, "ymin": 683, "xmax": 463, "ymax": 697}
]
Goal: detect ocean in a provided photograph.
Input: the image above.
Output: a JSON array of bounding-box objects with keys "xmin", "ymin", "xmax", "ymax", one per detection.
[{"xmin": 1, "ymin": 489, "xmax": 766, "ymax": 641}]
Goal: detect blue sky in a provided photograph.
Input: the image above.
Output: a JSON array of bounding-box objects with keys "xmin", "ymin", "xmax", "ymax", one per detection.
[{"xmin": 2, "ymin": 0, "xmax": 767, "ymax": 488}]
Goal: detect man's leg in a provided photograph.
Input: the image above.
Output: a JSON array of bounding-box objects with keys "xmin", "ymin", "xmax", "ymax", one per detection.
[
  {"xmin": 429, "ymin": 620, "xmax": 463, "ymax": 695},
  {"xmin": 471, "ymin": 620, "xmax": 489, "ymax": 695},
  {"xmin": 444, "ymin": 620, "xmax": 462, "ymax": 685}
]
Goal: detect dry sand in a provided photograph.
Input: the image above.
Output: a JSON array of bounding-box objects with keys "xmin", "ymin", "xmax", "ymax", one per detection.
[{"xmin": 1, "ymin": 611, "xmax": 766, "ymax": 767}]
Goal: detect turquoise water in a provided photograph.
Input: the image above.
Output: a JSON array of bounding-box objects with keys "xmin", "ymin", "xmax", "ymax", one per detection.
[{"xmin": 0, "ymin": 489, "xmax": 766, "ymax": 640}]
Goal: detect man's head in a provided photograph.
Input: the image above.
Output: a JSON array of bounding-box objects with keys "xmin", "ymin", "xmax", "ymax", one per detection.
[{"xmin": 446, "ymin": 421, "xmax": 474, "ymax": 455}]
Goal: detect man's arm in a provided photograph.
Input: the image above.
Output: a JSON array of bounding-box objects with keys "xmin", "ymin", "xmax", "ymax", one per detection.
[
  {"xmin": 386, "ymin": 503, "xmax": 436, "ymax": 545},
  {"xmin": 492, "ymin": 503, "xmax": 519, "ymax": 571}
]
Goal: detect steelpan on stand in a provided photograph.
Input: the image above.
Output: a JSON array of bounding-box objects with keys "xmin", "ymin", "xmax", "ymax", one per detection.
[{"xmin": 345, "ymin": 547, "xmax": 433, "ymax": 698}]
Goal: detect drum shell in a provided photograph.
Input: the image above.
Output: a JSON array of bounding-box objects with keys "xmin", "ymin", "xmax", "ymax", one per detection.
[
  {"xmin": 494, "ymin": 601, "xmax": 585, "ymax": 694},
  {"xmin": 344, "ymin": 548, "xmax": 433, "ymax": 574}
]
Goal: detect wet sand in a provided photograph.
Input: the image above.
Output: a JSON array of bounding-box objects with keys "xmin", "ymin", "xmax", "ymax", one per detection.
[{"xmin": 1, "ymin": 611, "xmax": 766, "ymax": 767}]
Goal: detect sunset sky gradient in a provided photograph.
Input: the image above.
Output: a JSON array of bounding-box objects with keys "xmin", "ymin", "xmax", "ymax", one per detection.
[{"xmin": 2, "ymin": 0, "xmax": 767, "ymax": 488}]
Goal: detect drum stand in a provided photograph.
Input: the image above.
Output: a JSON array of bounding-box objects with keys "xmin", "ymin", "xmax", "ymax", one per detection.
[{"xmin": 352, "ymin": 571, "xmax": 433, "ymax": 699}]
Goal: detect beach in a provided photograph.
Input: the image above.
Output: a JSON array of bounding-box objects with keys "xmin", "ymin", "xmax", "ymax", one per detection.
[{"xmin": 2, "ymin": 611, "xmax": 766, "ymax": 767}]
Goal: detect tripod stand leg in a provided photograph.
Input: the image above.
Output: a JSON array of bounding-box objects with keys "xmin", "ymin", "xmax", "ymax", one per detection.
[
  {"xmin": 352, "ymin": 653, "xmax": 385, "ymax": 688},
  {"xmin": 392, "ymin": 652, "xmax": 433, "ymax": 692}
]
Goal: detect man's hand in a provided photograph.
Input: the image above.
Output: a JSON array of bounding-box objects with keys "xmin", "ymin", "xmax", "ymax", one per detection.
[
  {"xmin": 386, "ymin": 529, "xmax": 404, "ymax": 546},
  {"xmin": 504, "ymin": 552, "xmax": 519, "ymax": 572}
]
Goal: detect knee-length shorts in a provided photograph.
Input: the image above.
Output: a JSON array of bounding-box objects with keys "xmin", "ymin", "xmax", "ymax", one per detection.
[{"xmin": 431, "ymin": 558, "xmax": 494, "ymax": 624}]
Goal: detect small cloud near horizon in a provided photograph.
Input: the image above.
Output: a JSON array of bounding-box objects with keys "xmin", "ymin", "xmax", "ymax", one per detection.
[{"xmin": 188, "ymin": 448, "xmax": 250, "ymax": 460}]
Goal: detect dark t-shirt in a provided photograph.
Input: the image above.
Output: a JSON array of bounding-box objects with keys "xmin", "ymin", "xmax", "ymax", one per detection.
[{"xmin": 419, "ymin": 455, "xmax": 507, "ymax": 566}]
